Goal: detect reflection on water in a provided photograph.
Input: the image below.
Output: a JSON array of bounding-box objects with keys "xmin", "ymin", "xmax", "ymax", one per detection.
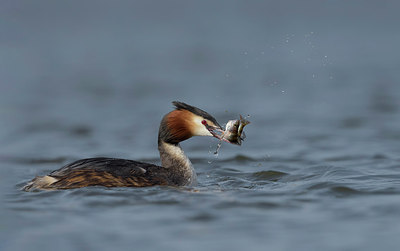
[{"xmin": 2, "ymin": 0, "xmax": 400, "ymax": 251}]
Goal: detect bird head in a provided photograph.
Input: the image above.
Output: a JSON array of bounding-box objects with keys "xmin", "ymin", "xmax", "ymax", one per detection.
[{"xmin": 158, "ymin": 101, "xmax": 224, "ymax": 144}]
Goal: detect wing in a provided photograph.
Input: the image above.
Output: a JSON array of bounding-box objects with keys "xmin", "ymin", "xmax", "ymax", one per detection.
[{"xmin": 48, "ymin": 157, "xmax": 170, "ymax": 188}]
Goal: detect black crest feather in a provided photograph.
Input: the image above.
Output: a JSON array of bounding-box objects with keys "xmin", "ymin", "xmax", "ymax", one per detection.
[{"xmin": 172, "ymin": 101, "xmax": 221, "ymax": 128}]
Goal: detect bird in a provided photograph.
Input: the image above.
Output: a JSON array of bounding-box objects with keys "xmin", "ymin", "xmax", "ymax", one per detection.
[{"xmin": 22, "ymin": 101, "xmax": 225, "ymax": 191}]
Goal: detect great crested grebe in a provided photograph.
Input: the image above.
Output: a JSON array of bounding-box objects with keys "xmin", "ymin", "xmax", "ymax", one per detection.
[{"xmin": 23, "ymin": 101, "xmax": 227, "ymax": 191}]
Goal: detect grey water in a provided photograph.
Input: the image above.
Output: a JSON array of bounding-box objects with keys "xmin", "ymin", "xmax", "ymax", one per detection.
[{"xmin": 2, "ymin": 1, "xmax": 400, "ymax": 250}]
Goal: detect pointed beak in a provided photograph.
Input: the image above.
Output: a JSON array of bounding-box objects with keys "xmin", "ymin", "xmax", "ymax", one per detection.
[
  {"xmin": 203, "ymin": 120, "xmax": 244, "ymax": 145},
  {"xmin": 204, "ymin": 123, "xmax": 224, "ymax": 140}
]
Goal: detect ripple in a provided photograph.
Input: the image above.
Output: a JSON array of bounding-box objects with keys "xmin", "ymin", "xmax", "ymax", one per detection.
[
  {"xmin": 251, "ymin": 170, "xmax": 288, "ymax": 181},
  {"xmin": 214, "ymin": 200, "xmax": 282, "ymax": 210},
  {"xmin": 186, "ymin": 212, "xmax": 216, "ymax": 222},
  {"xmin": 330, "ymin": 186, "xmax": 362, "ymax": 196},
  {"xmin": 323, "ymin": 155, "xmax": 366, "ymax": 162},
  {"xmin": 219, "ymin": 154, "xmax": 256, "ymax": 163}
]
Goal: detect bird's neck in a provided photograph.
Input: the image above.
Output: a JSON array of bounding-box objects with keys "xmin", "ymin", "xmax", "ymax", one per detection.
[{"xmin": 158, "ymin": 140, "xmax": 197, "ymax": 186}]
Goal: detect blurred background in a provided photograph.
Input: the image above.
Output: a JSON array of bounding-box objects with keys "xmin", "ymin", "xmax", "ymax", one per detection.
[{"xmin": 1, "ymin": 1, "xmax": 400, "ymax": 250}]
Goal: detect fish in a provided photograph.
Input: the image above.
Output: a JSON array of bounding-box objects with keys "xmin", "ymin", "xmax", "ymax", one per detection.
[
  {"xmin": 214, "ymin": 115, "xmax": 250, "ymax": 154},
  {"xmin": 222, "ymin": 115, "xmax": 250, "ymax": 145}
]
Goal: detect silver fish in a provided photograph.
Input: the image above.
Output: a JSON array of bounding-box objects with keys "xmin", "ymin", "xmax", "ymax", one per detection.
[
  {"xmin": 222, "ymin": 115, "xmax": 250, "ymax": 145},
  {"xmin": 214, "ymin": 115, "xmax": 250, "ymax": 154}
]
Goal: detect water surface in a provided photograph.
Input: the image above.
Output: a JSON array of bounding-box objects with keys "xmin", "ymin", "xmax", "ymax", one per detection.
[{"xmin": 1, "ymin": 1, "xmax": 400, "ymax": 250}]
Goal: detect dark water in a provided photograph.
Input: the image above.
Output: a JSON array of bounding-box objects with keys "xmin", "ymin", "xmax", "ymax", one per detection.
[{"xmin": 2, "ymin": 1, "xmax": 400, "ymax": 250}]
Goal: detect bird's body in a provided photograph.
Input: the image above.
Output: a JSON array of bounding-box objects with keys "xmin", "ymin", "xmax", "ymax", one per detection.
[{"xmin": 23, "ymin": 101, "xmax": 223, "ymax": 191}]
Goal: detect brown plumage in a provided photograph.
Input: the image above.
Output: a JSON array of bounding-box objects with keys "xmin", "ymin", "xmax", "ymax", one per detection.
[
  {"xmin": 23, "ymin": 158, "xmax": 170, "ymax": 190},
  {"xmin": 166, "ymin": 109, "xmax": 194, "ymax": 143}
]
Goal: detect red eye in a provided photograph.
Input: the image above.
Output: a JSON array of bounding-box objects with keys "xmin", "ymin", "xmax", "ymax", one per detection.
[{"xmin": 201, "ymin": 120, "xmax": 207, "ymax": 125}]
